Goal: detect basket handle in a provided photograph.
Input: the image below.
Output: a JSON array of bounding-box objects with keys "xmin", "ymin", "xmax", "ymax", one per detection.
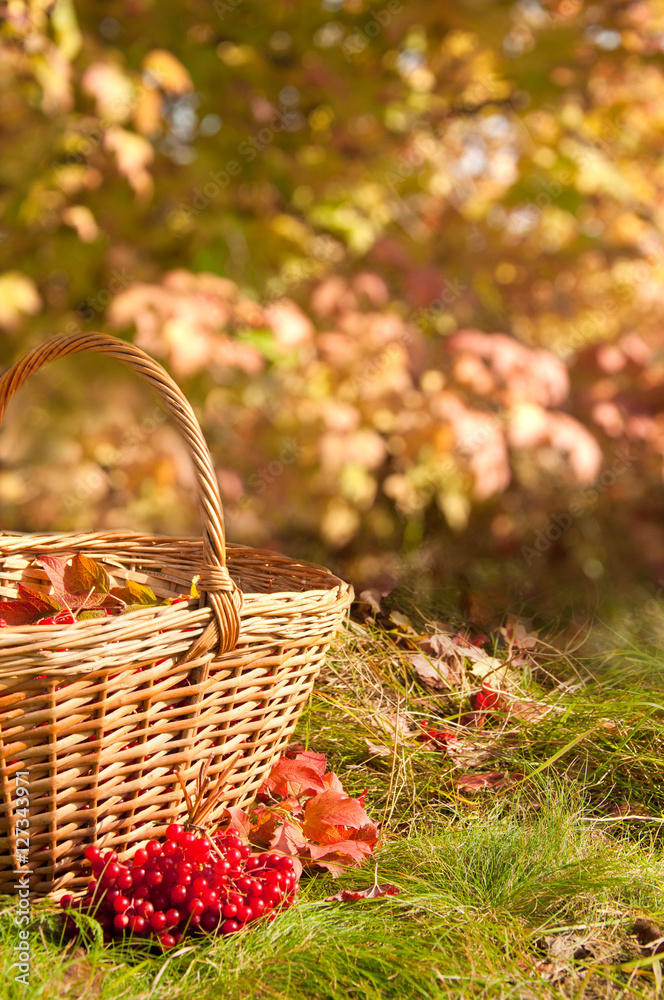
[{"xmin": 0, "ymin": 333, "xmax": 242, "ymax": 655}]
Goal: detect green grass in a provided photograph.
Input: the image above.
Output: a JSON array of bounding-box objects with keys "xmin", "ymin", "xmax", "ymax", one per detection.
[{"xmin": 2, "ymin": 611, "xmax": 664, "ymax": 999}]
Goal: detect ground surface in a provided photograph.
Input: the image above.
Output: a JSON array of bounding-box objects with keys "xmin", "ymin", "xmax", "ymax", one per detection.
[{"xmin": 2, "ymin": 596, "xmax": 664, "ymax": 999}]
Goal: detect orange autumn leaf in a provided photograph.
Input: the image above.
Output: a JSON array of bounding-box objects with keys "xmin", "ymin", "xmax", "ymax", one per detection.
[
  {"xmin": 261, "ymin": 751, "xmax": 328, "ymax": 798},
  {"xmin": 302, "ymin": 789, "xmax": 372, "ymax": 842}
]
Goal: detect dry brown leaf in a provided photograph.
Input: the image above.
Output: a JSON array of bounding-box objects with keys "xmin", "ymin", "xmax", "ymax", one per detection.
[
  {"xmin": 367, "ymin": 711, "xmax": 414, "ymax": 739},
  {"xmin": 454, "ymin": 770, "xmax": 522, "ymax": 792},
  {"xmin": 408, "ymin": 651, "xmax": 463, "ymax": 691},
  {"xmin": 634, "ymin": 916, "xmax": 664, "ymax": 955},
  {"xmin": 364, "ymin": 739, "xmax": 394, "ymax": 758}
]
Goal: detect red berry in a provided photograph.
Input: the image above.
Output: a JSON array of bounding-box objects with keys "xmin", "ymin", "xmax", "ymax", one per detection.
[
  {"xmin": 113, "ymin": 913, "xmax": 129, "ymax": 931},
  {"xmin": 133, "ymin": 848, "xmax": 149, "ymax": 867},
  {"xmin": 146, "ymin": 839, "xmax": 162, "ymax": 858},
  {"xmin": 129, "ymin": 915, "xmax": 146, "ymax": 934},
  {"xmin": 170, "ymin": 884, "xmax": 187, "ymax": 905},
  {"xmin": 235, "ymin": 904, "xmax": 252, "ymax": 924},
  {"xmin": 150, "ymin": 911, "xmax": 167, "ymax": 931},
  {"xmin": 200, "ymin": 910, "xmax": 220, "ymax": 932},
  {"xmin": 54, "ymin": 612, "xmax": 75, "ymax": 625},
  {"xmin": 222, "ymin": 903, "xmax": 238, "ymax": 919},
  {"xmin": 164, "ymin": 908, "xmax": 180, "ymax": 928},
  {"xmin": 117, "ymin": 871, "xmax": 133, "ymax": 890},
  {"xmin": 85, "ymin": 845, "xmax": 102, "ymax": 864},
  {"xmin": 250, "ymin": 899, "xmax": 265, "ymax": 918},
  {"xmin": 187, "ymin": 897, "xmax": 204, "ymax": 917},
  {"xmin": 222, "ymin": 919, "xmax": 239, "ymax": 934},
  {"xmin": 113, "ymin": 896, "xmax": 130, "ymax": 913},
  {"xmin": 192, "ymin": 877, "xmax": 208, "ymax": 895},
  {"xmin": 165, "ymin": 824, "xmax": 184, "ymax": 842},
  {"xmin": 159, "ymin": 933, "xmax": 176, "ymax": 949},
  {"xmin": 59, "ymin": 894, "xmax": 74, "ymax": 910},
  {"xmin": 150, "ymin": 890, "xmax": 169, "ymax": 912},
  {"xmin": 162, "ymin": 840, "xmax": 179, "ymax": 858}
]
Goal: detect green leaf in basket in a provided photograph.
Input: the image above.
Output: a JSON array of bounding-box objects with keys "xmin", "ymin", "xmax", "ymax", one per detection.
[
  {"xmin": 77, "ymin": 609, "xmax": 107, "ymax": 620},
  {"xmin": 110, "ymin": 579, "xmax": 160, "ymax": 607},
  {"xmin": 66, "ymin": 553, "xmax": 110, "ymax": 595},
  {"xmin": 120, "ymin": 603, "xmax": 159, "ymax": 614}
]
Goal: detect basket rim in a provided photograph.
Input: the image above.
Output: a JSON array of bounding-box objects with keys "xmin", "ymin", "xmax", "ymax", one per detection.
[{"xmin": 0, "ymin": 528, "xmax": 352, "ymax": 594}]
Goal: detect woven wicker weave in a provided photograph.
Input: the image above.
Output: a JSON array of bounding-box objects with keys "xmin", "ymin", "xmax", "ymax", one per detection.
[{"xmin": 0, "ymin": 334, "xmax": 353, "ymax": 896}]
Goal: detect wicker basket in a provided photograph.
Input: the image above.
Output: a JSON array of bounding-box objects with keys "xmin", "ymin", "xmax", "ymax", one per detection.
[{"xmin": 0, "ymin": 333, "xmax": 353, "ymax": 896}]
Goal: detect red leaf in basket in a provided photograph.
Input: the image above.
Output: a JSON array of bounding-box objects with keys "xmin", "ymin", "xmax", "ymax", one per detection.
[
  {"xmin": 326, "ymin": 883, "xmax": 400, "ymax": 902},
  {"xmin": 0, "ymin": 599, "xmax": 48, "ymax": 625},
  {"xmin": 38, "ymin": 555, "xmax": 110, "ymax": 613},
  {"xmin": 37, "ymin": 555, "xmax": 68, "ymax": 593},
  {"xmin": 16, "ymin": 583, "xmax": 62, "ymax": 615},
  {"xmin": 261, "ymin": 751, "xmax": 328, "ymax": 798},
  {"xmin": 302, "ymin": 789, "xmax": 372, "ymax": 841}
]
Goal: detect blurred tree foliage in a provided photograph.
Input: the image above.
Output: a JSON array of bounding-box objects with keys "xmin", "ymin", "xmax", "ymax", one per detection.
[{"xmin": 1, "ymin": 0, "xmax": 664, "ymax": 611}]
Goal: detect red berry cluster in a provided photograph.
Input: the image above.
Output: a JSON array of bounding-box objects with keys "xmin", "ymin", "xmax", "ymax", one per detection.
[{"xmin": 60, "ymin": 825, "xmax": 299, "ymax": 949}]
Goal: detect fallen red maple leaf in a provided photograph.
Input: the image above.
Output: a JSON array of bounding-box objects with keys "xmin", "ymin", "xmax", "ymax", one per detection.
[
  {"xmin": 216, "ymin": 750, "xmax": 380, "ymax": 875},
  {"xmin": 471, "ymin": 684, "xmax": 503, "ymax": 713},
  {"xmin": 325, "ymin": 883, "xmax": 400, "ymax": 902},
  {"xmin": 302, "ymin": 789, "xmax": 371, "ymax": 841},
  {"xmin": 261, "ymin": 750, "xmax": 328, "ymax": 798}
]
